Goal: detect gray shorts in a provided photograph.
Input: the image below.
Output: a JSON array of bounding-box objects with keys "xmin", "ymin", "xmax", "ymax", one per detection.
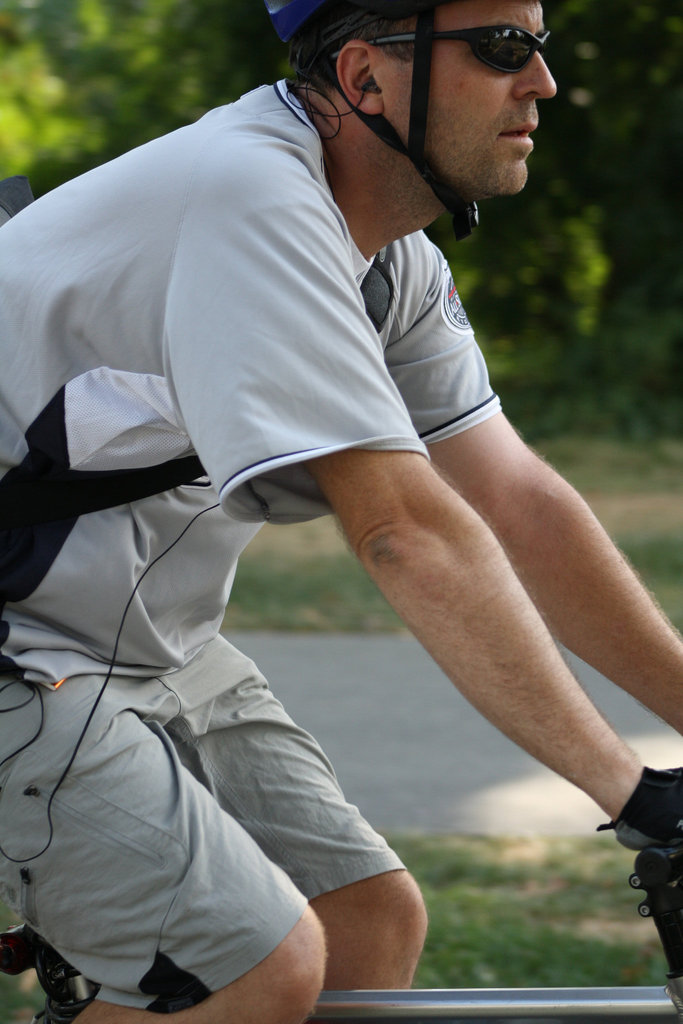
[{"xmin": 0, "ymin": 637, "xmax": 402, "ymax": 1011}]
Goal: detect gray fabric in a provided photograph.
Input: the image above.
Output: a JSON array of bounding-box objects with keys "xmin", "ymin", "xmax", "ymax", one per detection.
[
  {"xmin": 0, "ymin": 82, "xmax": 498, "ymax": 686},
  {"xmin": 0, "ymin": 638, "xmax": 402, "ymax": 1009}
]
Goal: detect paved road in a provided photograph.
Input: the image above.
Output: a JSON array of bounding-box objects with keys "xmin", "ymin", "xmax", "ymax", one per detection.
[{"xmin": 225, "ymin": 630, "xmax": 682, "ymax": 836}]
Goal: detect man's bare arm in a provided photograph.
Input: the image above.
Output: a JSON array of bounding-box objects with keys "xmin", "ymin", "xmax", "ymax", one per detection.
[
  {"xmin": 428, "ymin": 414, "xmax": 683, "ymax": 730},
  {"xmin": 306, "ymin": 446, "xmax": 641, "ymax": 819}
]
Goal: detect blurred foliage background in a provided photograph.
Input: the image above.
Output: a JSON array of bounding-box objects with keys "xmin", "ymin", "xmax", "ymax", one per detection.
[{"xmin": 1, "ymin": 0, "xmax": 681, "ymax": 440}]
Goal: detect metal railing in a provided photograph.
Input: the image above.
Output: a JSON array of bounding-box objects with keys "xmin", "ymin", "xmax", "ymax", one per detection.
[{"xmin": 312, "ymin": 987, "xmax": 676, "ymax": 1023}]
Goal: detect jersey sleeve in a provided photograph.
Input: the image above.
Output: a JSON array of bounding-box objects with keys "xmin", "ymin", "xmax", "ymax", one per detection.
[
  {"xmin": 163, "ymin": 122, "xmax": 427, "ymax": 524},
  {"xmin": 383, "ymin": 232, "xmax": 501, "ymax": 443}
]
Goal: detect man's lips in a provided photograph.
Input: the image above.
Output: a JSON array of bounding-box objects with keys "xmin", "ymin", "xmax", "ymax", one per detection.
[{"xmin": 498, "ymin": 123, "xmax": 538, "ymax": 138}]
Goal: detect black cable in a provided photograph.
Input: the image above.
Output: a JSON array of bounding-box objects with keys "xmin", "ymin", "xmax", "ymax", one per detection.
[
  {"xmin": 0, "ymin": 684, "xmax": 45, "ymax": 775},
  {"xmin": 0, "ymin": 500, "xmax": 220, "ymax": 864},
  {"xmin": 0, "ymin": 677, "xmax": 41, "ymax": 711}
]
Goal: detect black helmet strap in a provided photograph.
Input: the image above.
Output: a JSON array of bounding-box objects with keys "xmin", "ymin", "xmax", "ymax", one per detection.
[
  {"xmin": 328, "ymin": 9, "xmax": 478, "ymax": 241},
  {"xmin": 406, "ymin": 9, "xmax": 433, "ymax": 166}
]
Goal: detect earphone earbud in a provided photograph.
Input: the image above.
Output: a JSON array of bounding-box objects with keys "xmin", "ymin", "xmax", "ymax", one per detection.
[{"xmin": 360, "ymin": 79, "xmax": 381, "ymax": 94}]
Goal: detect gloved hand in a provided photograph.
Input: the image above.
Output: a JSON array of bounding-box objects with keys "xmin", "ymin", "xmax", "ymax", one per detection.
[{"xmin": 598, "ymin": 767, "xmax": 683, "ymax": 850}]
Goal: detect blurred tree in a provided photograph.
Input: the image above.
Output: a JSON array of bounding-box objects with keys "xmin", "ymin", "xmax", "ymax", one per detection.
[
  {"xmin": 0, "ymin": 0, "xmax": 287, "ymax": 193},
  {"xmin": 0, "ymin": 4, "xmax": 83, "ymax": 179},
  {"xmin": 0, "ymin": 0, "xmax": 681, "ymax": 436}
]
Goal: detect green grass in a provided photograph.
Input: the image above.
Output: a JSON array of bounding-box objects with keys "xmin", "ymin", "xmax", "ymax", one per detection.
[
  {"xmin": 0, "ymin": 836, "xmax": 669, "ymax": 1021},
  {"xmin": 224, "ymin": 553, "xmax": 404, "ymax": 632},
  {"xmin": 225, "ymin": 438, "xmax": 683, "ymax": 634},
  {"xmin": 535, "ymin": 437, "xmax": 683, "ymax": 494},
  {"xmin": 620, "ymin": 533, "xmax": 683, "ymax": 635},
  {"xmin": 389, "ymin": 835, "xmax": 666, "ymax": 990}
]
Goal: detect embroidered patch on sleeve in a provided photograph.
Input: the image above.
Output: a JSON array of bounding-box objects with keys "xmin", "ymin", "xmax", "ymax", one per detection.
[{"xmin": 441, "ymin": 263, "xmax": 471, "ymax": 333}]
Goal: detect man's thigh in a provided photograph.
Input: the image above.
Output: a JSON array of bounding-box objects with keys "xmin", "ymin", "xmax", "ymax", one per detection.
[
  {"xmin": 0, "ymin": 671, "xmax": 308, "ymax": 1012},
  {"xmin": 163, "ymin": 637, "xmax": 404, "ymax": 900}
]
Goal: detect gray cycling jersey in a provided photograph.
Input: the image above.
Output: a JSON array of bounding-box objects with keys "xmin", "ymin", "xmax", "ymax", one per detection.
[{"xmin": 0, "ymin": 81, "xmax": 500, "ymax": 687}]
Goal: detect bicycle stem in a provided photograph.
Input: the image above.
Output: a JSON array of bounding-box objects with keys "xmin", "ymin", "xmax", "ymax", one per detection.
[{"xmin": 632, "ymin": 847, "xmax": 683, "ymax": 1024}]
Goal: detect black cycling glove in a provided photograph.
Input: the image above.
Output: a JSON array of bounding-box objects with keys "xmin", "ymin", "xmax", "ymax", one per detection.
[{"xmin": 598, "ymin": 767, "xmax": 683, "ymax": 850}]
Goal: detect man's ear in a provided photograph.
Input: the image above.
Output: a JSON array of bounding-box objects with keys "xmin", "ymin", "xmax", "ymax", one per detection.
[{"xmin": 335, "ymin": 41, "xmax": 385, "ymax": 110}]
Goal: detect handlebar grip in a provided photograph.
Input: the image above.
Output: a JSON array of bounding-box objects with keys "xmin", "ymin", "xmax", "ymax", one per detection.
[{"xmin": 636, "ymin": 846, "xmax": 683, "ymax": 886}]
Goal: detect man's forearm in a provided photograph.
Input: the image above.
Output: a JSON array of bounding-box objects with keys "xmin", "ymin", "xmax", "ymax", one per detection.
[
  {"xmin": 429, "ymin": 419, "xmax": 683, "ymax": 732},
  {"xmin": 489, "ymin": 472, "xmax": 683, "ymax": 728},
  {"xmin": 355, "ymin": 488, "xmax": 641, "ymax": 817},
  {"xmin": 308, "ymin": 448, "xmax": 641, "ymax": 819}
]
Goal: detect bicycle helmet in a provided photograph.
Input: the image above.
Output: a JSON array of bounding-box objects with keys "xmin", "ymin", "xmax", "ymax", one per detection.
[
  {"xmin": 264, "ymin": 0, "xmax": 479, "ymax": 240},
  {"xmin": 266, "ymin": 0, "xmax": 441, "ymax": 42}
]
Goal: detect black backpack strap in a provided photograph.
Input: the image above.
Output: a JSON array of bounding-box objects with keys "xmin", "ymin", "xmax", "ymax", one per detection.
[
  {"xmin": 360, "ymin": 247, "xmax": 393, "ymax": 332},
  {"xmin": 0, "ymin": 456, "xmax": 206, "ymax": 529},
  {"xmin": 0, "ymin": 175, "xmax": 390, "ymax": 525},
  {"xmin": 0, "ymin": 174, "xmax": 209, "ymax": 528},
  {"xmin": 0, "ymin": 175, "xmax": 35, "ymax": 225}
]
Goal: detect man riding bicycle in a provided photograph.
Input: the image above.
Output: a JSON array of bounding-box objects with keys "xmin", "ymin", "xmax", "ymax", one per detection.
[{"xmin": 1, "ymin": 0, "xmax": 682, "ymax": 1021}]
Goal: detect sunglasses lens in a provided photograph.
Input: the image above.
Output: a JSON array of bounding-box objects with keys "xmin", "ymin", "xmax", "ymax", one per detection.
[{"xmin": 478, "ymin": 28, "xmax": 534, "ymax": 70}]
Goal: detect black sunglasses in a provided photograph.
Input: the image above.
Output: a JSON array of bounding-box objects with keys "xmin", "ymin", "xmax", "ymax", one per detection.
[{"xmin": 367, "ymin": 25, "xmax": 550, "ymax": 73}]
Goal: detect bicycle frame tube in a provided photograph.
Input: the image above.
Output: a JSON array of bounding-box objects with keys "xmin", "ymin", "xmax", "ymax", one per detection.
[{"xmin": 311, "ymin": 988, "xmax": 675, "ymax": 1023}]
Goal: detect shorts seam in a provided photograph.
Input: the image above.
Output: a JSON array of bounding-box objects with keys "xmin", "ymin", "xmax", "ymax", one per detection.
[{"xmin": 50, "ymin": 774, "xmax": 188, "ymax": 864}]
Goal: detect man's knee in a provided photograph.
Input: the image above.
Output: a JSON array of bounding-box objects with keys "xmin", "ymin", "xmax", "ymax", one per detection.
[
  {"xmin": 367, "ymin": 869, "xmax": 428, "ymax": 946},
  {"xmin": 315, "ymin": 869, "xmax": 426, "ymax": 936},
  {"xmin": 269, "ymin": 905, "xmax": 327, "ymax": 1015},
  {"xmin": 226, "ymin": 905, "xmax": 326, "ymax": 1024},
  {"xmin": 310, "ymin": 869, "xmax": 427, "ymax": 988}
]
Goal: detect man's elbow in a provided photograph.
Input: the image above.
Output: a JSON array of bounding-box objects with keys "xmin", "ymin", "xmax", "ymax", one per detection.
[
  {"xmin": 354, "ymin": 522, "xmax": 411, "ymax": 569},
  {"xmin": 349, "ymin": 496, "xmax": 491, "ymax": 580}
]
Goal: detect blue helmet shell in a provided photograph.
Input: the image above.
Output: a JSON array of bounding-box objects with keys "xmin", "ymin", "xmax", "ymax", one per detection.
[{"xmin": 264, "ymin": 0, "xmax": 442, "ymax": 41}]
